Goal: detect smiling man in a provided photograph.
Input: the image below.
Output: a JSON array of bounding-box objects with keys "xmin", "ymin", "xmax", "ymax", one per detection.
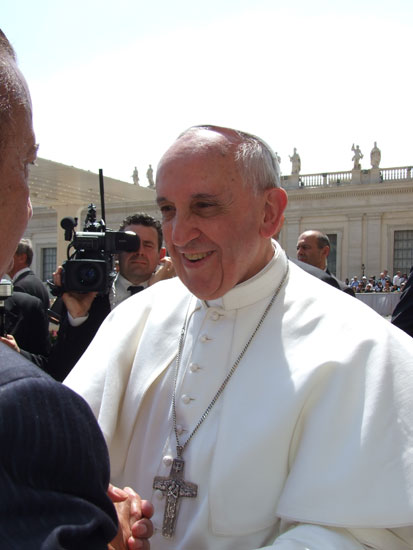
[{"xmin": 66, "ymin": 125, "xmax": 413, "ymax": 549}]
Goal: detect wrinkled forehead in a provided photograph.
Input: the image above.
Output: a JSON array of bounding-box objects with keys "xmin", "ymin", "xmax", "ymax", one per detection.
[
  {"xmin": 159, "ymin": 140, "xmax": 243, "ymax": 206},
  {"xmin": 164, "ymin": 127, "xmax": 238, "ymax": 162},
  {"xmin": 156, "ymin": 129, "xmax": 241, "ymax": 187}
]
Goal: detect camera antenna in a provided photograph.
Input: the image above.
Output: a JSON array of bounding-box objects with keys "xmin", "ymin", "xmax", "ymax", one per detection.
[{"xmin": 99, "ymin": 168, "xmax": 106, "ymax": 224}]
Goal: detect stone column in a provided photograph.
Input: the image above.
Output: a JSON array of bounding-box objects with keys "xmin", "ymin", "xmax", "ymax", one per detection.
[
  {"xmin": 365, "ymin": 213, "xmax": 382, "ymax": 277},
  {"xmin": 347, "ymin": 214, "xmax": 363, "ymax": 278},
  {"xmin": 283, "ymin": 217, "xmax": 301, "ymax": 258}
]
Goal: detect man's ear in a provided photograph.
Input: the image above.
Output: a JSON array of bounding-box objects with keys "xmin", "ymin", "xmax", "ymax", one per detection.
[
  {"xmin": 260, "ymin": 188, "xmax": 288, "ymax": 239},
  {"xmin": 159, "ymin": 247, "xmax": 167, "ymax": 260}
]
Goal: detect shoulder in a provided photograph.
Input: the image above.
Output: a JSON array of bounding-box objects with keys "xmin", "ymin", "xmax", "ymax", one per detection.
[
  {"xmin": 289, "ymin": 258, "xmax": 341, "ymax": 288},
  {"xmin": 0, "ymin": 344, "xmax": 117, "ymax": 546},
  {"xmin": 114, "ymin": 276, "xmax": 190, "ymax": 315},
  {"xmin": 6, "ymin": 291, "xmax": 44, "ymax": 311}
]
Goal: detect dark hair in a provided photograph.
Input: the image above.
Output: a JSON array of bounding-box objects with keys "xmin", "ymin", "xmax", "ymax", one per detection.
[
  {"xmin": 118, "ymin": 213, "xmax": 163, "ymax": 251},
  {"xmin": 15, "ymin": 238, "xmax": 33, "ymax": 266}
]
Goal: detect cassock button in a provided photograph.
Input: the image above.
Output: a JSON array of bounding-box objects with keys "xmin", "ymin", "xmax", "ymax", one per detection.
[
  {"xmin": 200, "ymin": 334, "xmax": 210, "ymax": 343},
  {"xmin": 163, "ymin": 455, "xmax": 173, "ymax": 467},
  {"xmin": 210, "ymin": 311, "xmax": 220, "ymax": 321},
  {"xmin": 189, "ymin": 363, "xmax": 200, "ymax": 372},
  {"xmin": 181, "ymin": 394, "xmax": 192, "ymax": 405},
  {"xmin": 154, "ymin": 489, "xmax": 164, "ymax": 500}
]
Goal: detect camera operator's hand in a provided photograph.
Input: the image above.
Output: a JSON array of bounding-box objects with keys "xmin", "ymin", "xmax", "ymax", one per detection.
[
  {"xmin": 53, "ymin": 266, "xmax": 98, "ymax": 319},
  {"xmin": 148, "ymin": 256, "xmax": 175, "ymax": 287},
  {"xmin": 0, "ymin": 334, "xmax": 20, "ymax": 353}
]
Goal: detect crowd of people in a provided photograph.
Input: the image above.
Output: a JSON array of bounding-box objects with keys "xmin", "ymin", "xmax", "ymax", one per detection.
[
  {"xmin": 1, "ymin": 27, "xmax": 413, "ymax": 550},
  {"xmin": 346, "ymin": 270, "xmax": 409, "ymax": 293}
]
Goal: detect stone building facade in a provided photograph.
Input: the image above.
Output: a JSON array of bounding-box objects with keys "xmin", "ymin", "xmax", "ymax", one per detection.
[
  {"xmin": 279, "ymin": 165, "xmax": 413, "ymax": 280},
  {"xmin": 25, "ymin": 154, "xmax": 413, "ymax": 283}
]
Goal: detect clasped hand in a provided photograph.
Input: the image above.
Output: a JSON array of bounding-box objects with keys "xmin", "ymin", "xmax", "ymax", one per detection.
[{"xmin": 108, "ymin": 484, "xmax": 154, "ymax": 550}]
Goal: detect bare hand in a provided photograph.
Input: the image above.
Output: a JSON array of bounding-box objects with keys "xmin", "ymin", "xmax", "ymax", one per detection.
[
  {"xmin": 148, "ymin": 257, "xmax": 175, "ymax": 287},
  {"xmin": 0, "ymin": 334, "xmax": 20, "ymax": 353},
  {"xmin": 108, "ymin": 484, "xmax": 154, "ymax": 550},
  {"xmin": 53, "ymin": 265, "xmax": 97, "ymax": 318}
]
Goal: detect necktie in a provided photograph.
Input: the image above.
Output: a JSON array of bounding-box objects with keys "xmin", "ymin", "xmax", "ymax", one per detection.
[{"xmin": 128, "ymin": 285, "xmax": 144, "ymax": 295}]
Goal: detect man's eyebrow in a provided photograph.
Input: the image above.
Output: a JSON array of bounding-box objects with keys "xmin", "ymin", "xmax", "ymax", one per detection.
[
  {"xmin": 191, "ymin": 193, "xmax": 220, "ymax": 200},
  {"xmin": 157, "ymin": 193, "xmax": 220, "ymax": 204}
]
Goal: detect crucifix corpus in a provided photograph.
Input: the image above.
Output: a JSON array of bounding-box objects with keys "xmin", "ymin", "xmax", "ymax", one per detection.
[{"xmin": 153, "ymin": 456, "xmax": 198, "ymax": 538}]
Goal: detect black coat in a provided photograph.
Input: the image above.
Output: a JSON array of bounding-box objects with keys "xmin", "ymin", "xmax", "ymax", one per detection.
[
  {"xmin": 13, "ymin": 270, "xmax": 50, "ymax": 311},
  {"xmin": 46, "ymin": 294, "xmax": 111, "ymax": 381},
  {"xmin": 0, "ymin": 343, "xmax": 118, "ymax": 549},
  {"xmin": 392, "ymin": 268, "xmax": 413, "ymax": 337},
  {"xmin": 3, "ymin": 292, "xmax": 51, "ymax": 358}
]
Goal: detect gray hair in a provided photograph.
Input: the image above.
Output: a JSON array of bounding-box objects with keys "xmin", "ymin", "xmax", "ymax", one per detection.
[
  {"xmin": 0, "ymin": 29, "xmax": 30, "ymax": 150},
  {"xmin": 15, "ymin": 238, "xmax": 33, "ymax": 266},
  {"xmin": 179, "ymin": 125, "xmax": 281, "ymax": 194}
]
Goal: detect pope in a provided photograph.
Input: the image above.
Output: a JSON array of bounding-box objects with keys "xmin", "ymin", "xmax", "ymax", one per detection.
[{"xmin": 66, "ymin": 125, "xmax": 413, "ymax": 549}]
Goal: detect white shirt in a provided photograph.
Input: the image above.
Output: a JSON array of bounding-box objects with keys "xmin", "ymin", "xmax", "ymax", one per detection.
[
  {"xmin": 65, "ymin": 242, "xmax": 413, "ymax": 549},
  {"xmin": 109, "ymin": 273, "xmax": 149, "ymax": 309},
  {"xmin": 11, "ymin": 266, "xmax": 31, "ymax": 283},
  {"xmin": 69, "ymin": 273, "xmax": 149, "ymax": 326}
]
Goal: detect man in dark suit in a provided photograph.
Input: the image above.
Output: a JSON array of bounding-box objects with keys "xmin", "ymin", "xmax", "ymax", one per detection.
[
  {"xmin": 2, "ymin": 289, "xmax": 51, "ymax": 359},
  {"xmin": 8, "ymin": 238, "xmax": 50, "ymax": 310},
  {"xmin": 296, "ymin": 230, "xmax": 353, "ymax": 295},
  {"xmin": 392, "ymin": 267, "xmax": 413, "ymax": 337},
  {"xmin": 0, "ymin": 29, "xmax": 152, "ymax": 549}
]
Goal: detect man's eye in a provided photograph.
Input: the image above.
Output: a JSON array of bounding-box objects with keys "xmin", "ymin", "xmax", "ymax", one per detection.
[{"xmin": 160, "ymin": 205, "xmax": 175, "ymax": 219}]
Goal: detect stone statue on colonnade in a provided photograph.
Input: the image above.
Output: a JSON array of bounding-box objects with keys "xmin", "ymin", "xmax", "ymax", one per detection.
[
  {"xmin": 351, "ymin": 144, "xmax": 363, "ymax": 170},
  {"xmin": 289, "ymin": 148, "xmax": 301, "ymax": 174},
  {"xmin": 370, "ymin": 142, "xmax": 381, "ymax": 168}
]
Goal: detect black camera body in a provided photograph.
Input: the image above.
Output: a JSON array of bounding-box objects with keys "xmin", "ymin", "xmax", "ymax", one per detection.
[{"xmin": 57, "ymin": 204, "xmax": 140, "ymax": 294}]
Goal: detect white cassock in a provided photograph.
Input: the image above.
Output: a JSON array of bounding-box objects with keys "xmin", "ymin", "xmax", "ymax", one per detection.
[{"xmin": 65, "ymin": 242, "xmax": 413, "ymax": 549}]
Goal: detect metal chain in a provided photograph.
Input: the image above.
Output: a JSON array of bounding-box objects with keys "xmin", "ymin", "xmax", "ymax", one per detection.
[{"xmin": 172, "ymin": 261, "xmax": 289, "ymax": 457}]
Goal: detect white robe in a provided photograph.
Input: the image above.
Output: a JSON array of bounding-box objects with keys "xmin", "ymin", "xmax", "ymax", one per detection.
[{"xmin": 65, "ymin": 243, "xmax": 413, "ymax": 549}]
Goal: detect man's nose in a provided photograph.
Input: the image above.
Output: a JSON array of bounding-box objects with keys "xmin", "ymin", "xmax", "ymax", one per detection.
[{"xmin": 171, "ymin": 213, "xmax": 200, "ymax": 246}]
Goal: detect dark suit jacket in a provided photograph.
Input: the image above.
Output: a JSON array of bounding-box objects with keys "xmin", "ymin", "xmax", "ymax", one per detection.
[
  {"xmin": 13, "ymin": 270, "xmax": 50, "ymax": 310},
  {"xmin": 0, "ymin": 343, "xmax": 118, "ymax": 549},
  {"xmin": 290, "ymin": 259, "xmax": 354, "ymax": 295},
  {"xmin": 3, "ymin": 292, "xmax": 51, "ymax": 358},
  {"xmin": 392, "ymin": 268, "xmax": 413, "ymax": 337}
]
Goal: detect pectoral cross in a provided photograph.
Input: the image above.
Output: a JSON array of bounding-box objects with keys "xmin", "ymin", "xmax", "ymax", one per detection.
[{"xmin": 153, "ymin": 457, "xmax": 198, "ymax": 538}]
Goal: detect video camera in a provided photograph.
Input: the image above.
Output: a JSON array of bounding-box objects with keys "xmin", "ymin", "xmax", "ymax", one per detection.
[
  {"xmin": 49, "ymin": 170, "xmax": 140, "ymax": 295},
  {"xmin": 0, "ymin": 278, "xmax": 13, "ymax": 336}
]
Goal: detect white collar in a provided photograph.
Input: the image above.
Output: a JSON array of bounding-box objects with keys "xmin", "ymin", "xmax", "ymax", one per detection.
[
  {"xmin": 12, "ymin": 267, "xmax": 31, "ymax": 282},
  {"xmin": 116, "ymin": 272, "xmax": 149, "ymax": 291}
]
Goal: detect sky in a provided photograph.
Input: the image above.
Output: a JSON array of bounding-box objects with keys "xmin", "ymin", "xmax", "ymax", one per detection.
[{"xmin": 2, "ymin": 0, "xmax": 412, "ymax": 185}]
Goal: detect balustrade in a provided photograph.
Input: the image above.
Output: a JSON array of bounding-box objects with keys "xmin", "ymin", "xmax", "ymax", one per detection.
[{"xmin": 282, "ymin": 166, "xmax": 412, "ymax": 188}]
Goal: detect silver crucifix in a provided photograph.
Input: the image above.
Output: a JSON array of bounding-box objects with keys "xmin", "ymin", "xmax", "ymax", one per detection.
[{"xmin": 153, "ymin": 457, "xmax": 198, "ymax": 538}]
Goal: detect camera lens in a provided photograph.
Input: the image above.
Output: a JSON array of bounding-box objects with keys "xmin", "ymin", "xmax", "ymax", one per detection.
[{"xmin": 77, "ymin": 264, "xmax": 100, "ymax": 287}]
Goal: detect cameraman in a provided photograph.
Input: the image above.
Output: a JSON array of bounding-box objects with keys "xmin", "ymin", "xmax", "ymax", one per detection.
[{"xmin": 48, "ymin": 213, "xmax": 175, "ymax": 381}]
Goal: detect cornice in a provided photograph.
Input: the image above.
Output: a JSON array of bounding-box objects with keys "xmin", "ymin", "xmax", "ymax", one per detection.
[{"xmin": 285, "ymin": 182, "xmax": 413, "ymax": 202}]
